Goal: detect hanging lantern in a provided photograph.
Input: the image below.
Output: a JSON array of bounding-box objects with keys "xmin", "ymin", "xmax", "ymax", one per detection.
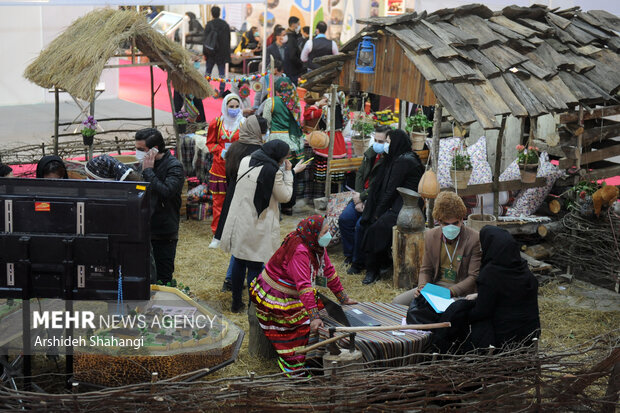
[{"xmin": 355, "ymin": 36, "xmax": 376, "ymax": 74}]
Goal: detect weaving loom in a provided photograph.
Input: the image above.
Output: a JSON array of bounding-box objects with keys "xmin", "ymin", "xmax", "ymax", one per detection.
[{"xmin": 318, "ymin": 302, "xmax": 431, "ymax": 367}]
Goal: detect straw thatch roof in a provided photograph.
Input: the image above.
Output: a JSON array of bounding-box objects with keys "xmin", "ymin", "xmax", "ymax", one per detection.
[
  {"xmin": 302, "ymin": 4, "xmax": 620, "ymax": 129},
  {"xmin": 24, "ymin": 9, "xmax": 214, "ymax": 101}
]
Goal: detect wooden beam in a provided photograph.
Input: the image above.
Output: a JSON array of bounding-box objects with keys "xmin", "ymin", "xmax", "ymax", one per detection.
[
  {"xmin": 563, "ymin": 122, "xmax": 620, "ymax": 147},
  {"xmin": 456, "ymin": 177, "xmax": 547, "ymax": 197},
  {"xmin": 560, "ymin": 104, "xmax": 620, "ymax": 123},
  {"xmin": 579, "ymin": 164, "xmax": 620, "ymax": 181},
  {"xmin": 559, "ymin": 143, "xmax": 620, "ymax": 169},
  {"xmin": 493, "ymin": 116, "xmax": 507, "ymax": 217},
  {"xmin": 325, "ymin": 84, "xmax": 338, "ymax": 199},
  {"xmin": 103, "ymin": 62, "xmax": 164, "ymax": 69}
]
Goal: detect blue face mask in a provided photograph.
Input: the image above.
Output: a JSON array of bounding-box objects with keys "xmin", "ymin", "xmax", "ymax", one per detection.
[
  {"xmin": 372, "ymin": 142, "xmax": 384, "ymax": 154},
  {"xmin": 254, "ymin": 32, "xmax": 260, "ymax": 38},
  {"xmin": 318, "ymin": 232, "xmax": 332, "ymax": 247},
  {"xmin": 384, "ymin": 142, "xmax": 390, "ymax": 154},
  {"xmin": 228, "ymin": 108, "xmax": 240, "ymax": 118},
  {"xmin": 442, "ymin": 224, "xmax": 461, "ymax": 240}
]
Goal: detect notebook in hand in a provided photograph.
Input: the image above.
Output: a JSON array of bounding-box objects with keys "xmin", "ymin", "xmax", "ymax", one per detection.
[{"xmin": 420, "ymin": 283, "xmax": 455, "ymax": 313}]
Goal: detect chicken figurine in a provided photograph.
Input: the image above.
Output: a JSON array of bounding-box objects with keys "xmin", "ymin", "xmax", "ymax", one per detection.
[{"xmin": 592, "ymin": 185, "xmax": 619, "ymax": 217}]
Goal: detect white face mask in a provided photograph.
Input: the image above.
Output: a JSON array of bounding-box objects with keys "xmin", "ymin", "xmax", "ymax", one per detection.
[
  {"xmin": 281, "ymin": 35, "xmax": 289, "ymax": 44},
  {"xmin": 135, "ymin": 150, "xmax": 146, "ymax": 161}
]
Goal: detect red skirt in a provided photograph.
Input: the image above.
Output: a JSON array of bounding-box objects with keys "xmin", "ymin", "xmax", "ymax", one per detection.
[{"xmin": 313, "ymin": 131, "xmax": 346, "ymax": 159}]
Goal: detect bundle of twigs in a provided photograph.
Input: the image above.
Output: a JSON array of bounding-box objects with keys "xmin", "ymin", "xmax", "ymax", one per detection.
[
  {"xmin": 0, "ymin": 331, "xmax": 618, "ymax": 412},
  {"xmin": 549, "ymin": 210, "xmax": 620, "ymax": 290}
]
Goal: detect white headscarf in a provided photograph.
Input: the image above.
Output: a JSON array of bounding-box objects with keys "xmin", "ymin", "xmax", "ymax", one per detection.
[{"xmin": 220, "ymin": 93, "xmax": 245, "ymax": 132}]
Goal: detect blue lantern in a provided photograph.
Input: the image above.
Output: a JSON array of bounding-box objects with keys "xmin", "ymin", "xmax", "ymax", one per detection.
[{"xmin": 355, "ymin": 36, "xmax": 376, "ymax": 74}]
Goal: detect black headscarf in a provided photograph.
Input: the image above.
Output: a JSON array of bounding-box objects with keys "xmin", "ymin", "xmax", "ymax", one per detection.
[
  {"xmin": 248, "ymin": 139, "xmax": 290, "ymax": 215},
  {"xmin": 0, "ymin": 163, "xmax": 12, "ymax": 177},
  {"xmin": 385, "ymin": 129, "xmax": 413, "ymax": 161},
  {"xmin": 36, "ymin": 155, "xmax": 68, "ymax": 179},
  {"xmin": 479, "ymin": 226, "xmax": 529, "ymax": 275}
]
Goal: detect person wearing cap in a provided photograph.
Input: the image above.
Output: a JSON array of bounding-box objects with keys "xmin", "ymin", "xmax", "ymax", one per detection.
[{"xmin": 85, "ymin": 154, "xmax": 139, "ymax": 181}]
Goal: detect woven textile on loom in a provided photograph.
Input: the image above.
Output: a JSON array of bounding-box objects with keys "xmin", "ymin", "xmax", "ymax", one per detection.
[{"xmin": 317, "ymin": 302, "xmax": 431, "ymax": 367}]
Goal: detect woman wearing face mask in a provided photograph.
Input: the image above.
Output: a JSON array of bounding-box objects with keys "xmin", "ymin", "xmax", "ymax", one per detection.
[
  {"xmin": 249, "ymin": 215, "xmax": 356, "ymax": 374},
  {"xmin": 359, "ymin": 129, "xmax": 425, "ymax": 285},
  {"xmin": 393, "ymin": 191, "xmax": 481, "ymax": 307},
  {"xmin": 231, "ymin": 80, "xmax": 256, "ymax": 117},
  {"xmin": 206, "ymin": 94, "xmax": 245, "ymax": 235},
  {"xmin": 234, "ymin": 26, "xmax": 261, "ymax": 54},
  {"xmin": 220, "ymin": 140, "xmax": 305, "ymax": 312}
]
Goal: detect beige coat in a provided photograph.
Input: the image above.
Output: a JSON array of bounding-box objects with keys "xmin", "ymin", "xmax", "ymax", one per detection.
[{"xmin": 220, "ymin": 156, "xmax": 293, "ymax": 262}]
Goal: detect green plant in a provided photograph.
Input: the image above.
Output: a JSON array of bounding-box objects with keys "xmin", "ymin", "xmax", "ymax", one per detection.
[
  {"xmin": 516, "ymin": 145, "xmax": 539, "ymax": 165},
  {"xmin": 81, "ymin": 116, "xmax": 97, "ymax": 138},
  {"xmin": 352, "ymin": 114, "xmax": 375, "ymax": 138},
  {"xmin": 405, "ymin": 108, "xmax": 433, "ymax": 133},
  {"xmin": 451, "ymin": 147, "xmax": 472, "ymax": 170}
]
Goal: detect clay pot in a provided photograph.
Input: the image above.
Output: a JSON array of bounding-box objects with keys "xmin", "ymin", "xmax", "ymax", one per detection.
[
  {"xmin": 297, "ymin": 87, "xmax": 307, "ymax": 100},
  {"xmin": 396, "ymin": 187, "xmax": 425, "ymax": 232},
  {"xmin": 519, "ymin": 163, "xmax": 538, "ymax": 183},
  {"xmin": 466, "ymin": 214, "xmax": 497, "ymax": 232},
  {"xmin": 410, "ymin": 131, "xmax": 426, "ymax": 151},
  {"xmin": 351, "ymin": 136, "xmax": 370, "ymax": 157},
  {"xmin": 450, "ymin": 169, "xmax": 472, "ymax": 190}
]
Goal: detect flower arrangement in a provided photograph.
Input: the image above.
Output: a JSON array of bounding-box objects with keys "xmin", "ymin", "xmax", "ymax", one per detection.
[
  {"xmin": 174, "ymin": 110, "xmax": 190, "ymax": 125},
  {"xmin": 451, "ymin": 146, "xmax": 472, "ymax": 170},
  {"xmin": 516, "ymin": 144, "xmax": 539, "ymax": 165},
  {"xmin": 352, "ymin": 113, "xmax": 375, "ymax": 138},
  {"xmin": 405, "ymin": 108, "xmax": 433, "ymax": 134},
  {"xmin": 81, "ymin": 116, "xmax": 97, "ymax": 138}
]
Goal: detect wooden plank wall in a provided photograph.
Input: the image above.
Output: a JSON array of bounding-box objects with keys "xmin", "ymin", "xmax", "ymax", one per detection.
[{"xmin": 339, "ymin": 35, "xmax": 437, "ymax": 106}]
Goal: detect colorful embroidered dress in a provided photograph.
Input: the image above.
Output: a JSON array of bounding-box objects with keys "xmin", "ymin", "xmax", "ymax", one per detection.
[{"xmin": 250, "ymin": 216, "xmax": 348, "ymax": 374}]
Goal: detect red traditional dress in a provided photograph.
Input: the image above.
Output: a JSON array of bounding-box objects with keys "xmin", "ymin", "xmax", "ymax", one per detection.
[
  {"xmin": 207, "ymin": 94, "xmax": 244, "ymax": 234},
  {"xmin": 250, "ymin": 215, "xmax": 349, "ymax": 375}
]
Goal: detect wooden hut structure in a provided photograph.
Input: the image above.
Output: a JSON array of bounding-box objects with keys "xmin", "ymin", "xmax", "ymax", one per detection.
[
  {"xmin": 302, "ymin": 4, "xmax": 620, "ymax": 202},
  {"xmin": 24, "ymin": 8, "xmax": 215, "ymax": 157}
]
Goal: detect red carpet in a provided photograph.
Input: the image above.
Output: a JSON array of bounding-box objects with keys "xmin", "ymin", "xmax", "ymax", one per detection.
[{"xmin": 118, "ymin": 59, "xmax": 252, "ymax": 123}]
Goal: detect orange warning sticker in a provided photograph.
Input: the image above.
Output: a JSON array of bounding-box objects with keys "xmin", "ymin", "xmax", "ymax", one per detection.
[{"xmin": 35, "ymin": 202, "xmax": 51, "ymax": 212}]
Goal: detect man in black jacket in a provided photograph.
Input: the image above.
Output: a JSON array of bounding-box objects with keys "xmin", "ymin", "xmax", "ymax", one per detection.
[
  {"xmin": 135, "ymin": 128, "xmax": 185, "ymax": 284},
  {"xmin": 203, "ymin": 6, "xmax": 231, "ymax": 97},
  {"xmin": 266, "ymin": 27, "xmax": 288, "ymax": 71},
  {"xmin": 284, "ymin": 16, "xmax": 303, "ymax": 84}
]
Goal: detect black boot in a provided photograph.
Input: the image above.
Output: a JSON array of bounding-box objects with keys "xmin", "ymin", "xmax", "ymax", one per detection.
[
  {"xmin": 231, "ymin": 300, "xmax": 246, "ymax": 313},
  {"xmin": 221, "ymin": 279, "xmax": 232, "ymax": 292},
  {"xmin": 347, "ymin": 263, "xmax": 364, "ymax": 275}
]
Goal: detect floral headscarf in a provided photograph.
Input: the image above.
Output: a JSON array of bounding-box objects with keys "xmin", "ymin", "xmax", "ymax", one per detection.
[
  {"xmin": 270, "ymin": 214, "xmax": 325, "ymax": 271},
  {"xmin": 275, "ymin": 76, "xmax": 300, "ymax": 120}
]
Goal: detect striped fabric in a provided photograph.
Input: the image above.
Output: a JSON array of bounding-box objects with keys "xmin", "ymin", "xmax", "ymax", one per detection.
[
  {"xmin": 318, "ymin": 302, "xmax": 431, "ymax": 367},
  {"xmin": 207, "ymin": 172, "xmax": 227, "ymax": 195},
  {"xmin": 250, "ymin": 274, "xmax": 321, "ymax": 375}
]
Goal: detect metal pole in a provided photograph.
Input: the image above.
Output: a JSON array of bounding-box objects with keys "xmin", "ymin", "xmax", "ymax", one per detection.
[
  {"xmin": 54, "ymin": 87, "xmax": 59, "ymax": 156},
  {"xmin": 261, "ymin": 0, "xmax": 268, "ymax": 72},
  {"xmin": 325, "ymin": 84, "xmax": 338, "ymax": 199}
]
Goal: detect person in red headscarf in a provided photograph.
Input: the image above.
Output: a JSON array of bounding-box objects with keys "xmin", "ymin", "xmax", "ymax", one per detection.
[{"xmin": 249, "ymin": 215, "xmax": 356, "ymax": 374}]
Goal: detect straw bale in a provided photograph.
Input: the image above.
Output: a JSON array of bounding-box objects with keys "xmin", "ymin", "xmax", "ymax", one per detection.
[{"xmin": 24, "ymin": 9, "xmax": 214, "ymax": 102}]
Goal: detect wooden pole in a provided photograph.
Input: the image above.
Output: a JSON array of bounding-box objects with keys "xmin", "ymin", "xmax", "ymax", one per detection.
[
  {"xmin": 150, "ymin": 65, "xmax": 155, "ymax": 128},
  {"xmin": 325, "ymin": 84, "xmax": 338, "ymax": 199},
  {"xmin": 261, "ymin": 0, "xmax": 268, "ymax": 72},
  {"xmin": 166, "ymin": 75, "xmax": 180, "ymax": 158},
  {"xmin": 398, "ymin": 99, "xmax": 406, "ymax": 129},
  {"xmin": 493, "ymin": 116, "xmax": 507, "ymax": 217},
  {"xmin": 54, "ymin": 87, "xmax": 59, "ymax": 156},
  {"xmin": 427, "ymin": 103, "xmax": 442, "ymax": 228},
  {"xmin": 575, "ymin": 104, "xmax": 584, "ymax": 186}
]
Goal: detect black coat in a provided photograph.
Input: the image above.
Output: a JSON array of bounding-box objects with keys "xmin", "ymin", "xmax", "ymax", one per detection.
[
  {"xmin": 203, "ymin": 18, "xmax": 231, "ymax": 64},
  {"xmin": 142, "ymin": 151, "xmax": 185, "ymax": 237},
  {"xmin": 285, "ymin": 30, "xmax": 303, "ymax": 77},
  {"xmin": 266, "ymin": 43, "xmax": 287, "ymax": 69},
  {"xmin": 468, "ymin": 226, "xmax": 540, "ymax": 348},
  {"xmin": 362, "ymin": 152, "xmax": 424, "ymax": 223}
]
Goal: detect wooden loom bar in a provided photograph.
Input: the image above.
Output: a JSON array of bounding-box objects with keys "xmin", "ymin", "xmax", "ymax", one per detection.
[
  {"xmin": 493, "ymin": 116, "xmax": 507, "ymax": 217},
  {"xmin": 324, "ymin": 84, "xmax": 338, "ymax": 199}
]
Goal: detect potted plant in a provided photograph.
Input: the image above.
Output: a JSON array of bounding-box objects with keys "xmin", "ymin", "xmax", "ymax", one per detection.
[
  {"xmin": 351, "ymin": 113, "xmax": 375, "ymax": 156},
  {"xmin": 174, "ymin": 110, "xmax": 190, "ymax": 134},
  {"xmin": 516, "ymin": 144, "xmax": 539, "ymax": 183},
  {"xmin": 81, "ymin": 116, "xmax": 97, "ymax": 146},
  {"xmin": 405, "ymin": 108, "xmax": 433, "ymax": 151},
  {"xmin": 450, "ymin": 146, "xmax": 472, "ymax": 190}
]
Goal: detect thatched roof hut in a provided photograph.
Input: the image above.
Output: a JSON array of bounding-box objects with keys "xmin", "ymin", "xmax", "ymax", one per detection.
[{"xmin": 24, "ymin": 8, "xmax": 214, "ymax": 101}]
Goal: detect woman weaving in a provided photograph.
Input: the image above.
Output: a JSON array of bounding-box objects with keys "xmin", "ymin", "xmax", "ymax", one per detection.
[{"xmin": 250, "ymin": 215, "xmax": 356, "ymax": 374}]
